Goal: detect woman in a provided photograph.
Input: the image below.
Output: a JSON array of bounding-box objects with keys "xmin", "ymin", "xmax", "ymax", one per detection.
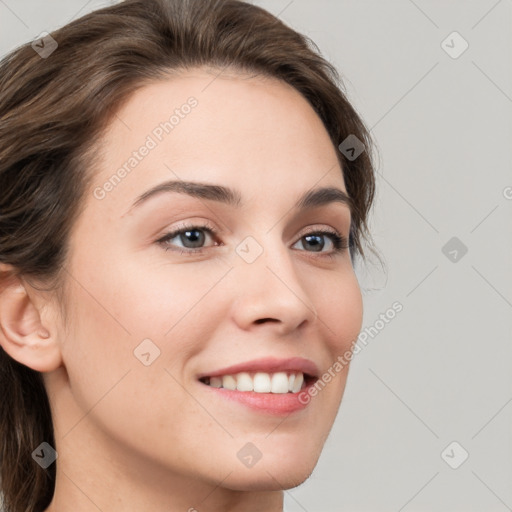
[{"xmin": 0, "ymin": 0, "xmax": 377, "ymax": 510}]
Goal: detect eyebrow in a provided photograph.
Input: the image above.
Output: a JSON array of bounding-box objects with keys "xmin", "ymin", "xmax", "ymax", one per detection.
[{"xmin": 127, "ymin": 179, "xmax": 353, "ymax": 215}]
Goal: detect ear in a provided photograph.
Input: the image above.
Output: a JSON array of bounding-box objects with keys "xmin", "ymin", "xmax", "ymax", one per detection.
[{"xmin": 0, "ymin": 263, "xmax": 63, "ymax": 372}]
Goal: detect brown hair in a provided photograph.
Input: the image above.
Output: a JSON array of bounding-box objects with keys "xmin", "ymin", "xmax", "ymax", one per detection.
[{"xmin": 0, "ymin": 0, "xmax": 378, "ymax": 510}]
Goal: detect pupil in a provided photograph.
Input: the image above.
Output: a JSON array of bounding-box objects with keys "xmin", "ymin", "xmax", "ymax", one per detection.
[
  {"xmin": 182, "ymin": 229, "xmax": 204, "ymax": 248},
  {"xmin": 304, "ymin": 234, "xmax": 324, "ymax": 252}
]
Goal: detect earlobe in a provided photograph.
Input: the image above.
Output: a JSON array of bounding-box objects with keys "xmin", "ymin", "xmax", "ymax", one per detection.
[{"xmin": 0, "ymin": 264, "xmax": 63, "ymax": 372}]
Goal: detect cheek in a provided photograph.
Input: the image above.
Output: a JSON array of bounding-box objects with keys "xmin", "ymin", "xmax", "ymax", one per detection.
[
  {"xmin": 58, "ymin": 256, "xmax": 215, "ymax": 462},
  {"xmin": 59, "ymin": 252, "xmax": 233, "ymax": 425},
  {"xmin": 292, "ymin": 265, "xmax": 362, "ymax": 413},
  {"xmin": 111, "ymin": 258, "xmax": 232, "ymax": 353},
  {"xmin": 310, "ymin": 264, "xmax": 363, "ymax": 355}
]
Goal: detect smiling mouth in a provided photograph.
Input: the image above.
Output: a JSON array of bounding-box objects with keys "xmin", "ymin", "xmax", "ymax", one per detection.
[{"xmin": 199, "ymin": 371, "xmax": 316, "ymax": 394}]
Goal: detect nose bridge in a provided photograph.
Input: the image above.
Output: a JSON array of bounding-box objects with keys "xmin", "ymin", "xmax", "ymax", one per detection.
[{"xmin": 231, "ymin": 231, "xmax": 317, "ymax": 328}]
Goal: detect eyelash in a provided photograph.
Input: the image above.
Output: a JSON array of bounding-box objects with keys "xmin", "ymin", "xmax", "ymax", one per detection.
[{"xmin": 156, "ymin": 221, "xmax": 350, "ymax": 260}]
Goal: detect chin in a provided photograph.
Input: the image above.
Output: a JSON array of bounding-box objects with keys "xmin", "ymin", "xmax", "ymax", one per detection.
[{"xmin": 222, "ymin": 451, "xmax": 320, "ymax": 491}]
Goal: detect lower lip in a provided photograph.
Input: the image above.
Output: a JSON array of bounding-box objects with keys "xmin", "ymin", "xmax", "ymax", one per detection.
[{"xmin": 199, "ymin": 381, "xmax": 315, "ymax": 415}]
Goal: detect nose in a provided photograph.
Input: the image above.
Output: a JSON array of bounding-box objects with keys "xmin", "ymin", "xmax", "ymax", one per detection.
[{"xmin": 229, "ymin": 240, "xmax": 318, "ymax": 335}]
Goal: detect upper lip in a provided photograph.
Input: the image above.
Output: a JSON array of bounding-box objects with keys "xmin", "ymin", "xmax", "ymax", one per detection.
[{"xmin": 197, "ymin": 357, "xmax": 320, "ymax": 380}]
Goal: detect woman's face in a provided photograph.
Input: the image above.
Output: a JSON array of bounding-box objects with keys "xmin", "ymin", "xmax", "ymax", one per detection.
[{"xmin": 45, "ymin": 68, "xmax": 363, "ymax": 493}]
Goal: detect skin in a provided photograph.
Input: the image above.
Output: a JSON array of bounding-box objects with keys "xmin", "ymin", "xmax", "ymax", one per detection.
[{"xmin": 0, "ymin": 68, "xmax": 363, "ymax": 512}]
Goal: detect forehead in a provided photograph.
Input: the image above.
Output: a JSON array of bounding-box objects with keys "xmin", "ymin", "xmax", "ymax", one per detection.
[{"xmin": 88, "ymin": 68, "xmax": 347, "ymax": 216}]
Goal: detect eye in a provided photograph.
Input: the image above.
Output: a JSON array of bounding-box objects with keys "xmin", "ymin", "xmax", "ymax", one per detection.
[
  {"xmin": 292, "ymin": 229, "xmax": 349, "ymax": 257},
  {"xmin": 156, "ymin": 222, "xmax": 349, "ymax": 257},
  {"xmin": 156, "ymin": 221, "xmax": 219, "ymax": 254}
]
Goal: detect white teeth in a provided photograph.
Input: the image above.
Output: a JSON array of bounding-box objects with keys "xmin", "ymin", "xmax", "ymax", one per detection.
[
  {"xmin": 291, "ymin": 372, "xmax": 304, "ymax": 393},
  {"xmin": 253, "ymin": 372, "xmax": 271, "ymax": 393},
  {"xmin": 222, "ymin": 375, "xmax": 237, "ymax": 390},
  {"xmin": 205, "ymin": 371, "xmax": 307, "ymax": 393},
  {"xmin": 271, "ymin": 372, "xmax": 289, "ymax": 394},
  {"xmin": 288, "ymin": 373, "xmax": 295, "ymax": 392},
  {"xmin": 236, "ymin": 372, "xmax": 253, "ymax": 392}
]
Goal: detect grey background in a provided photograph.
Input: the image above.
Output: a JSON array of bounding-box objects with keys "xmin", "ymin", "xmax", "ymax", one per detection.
[{"xmin": 1, "ymin": 1, "xmax": 511, "ymax": 511}]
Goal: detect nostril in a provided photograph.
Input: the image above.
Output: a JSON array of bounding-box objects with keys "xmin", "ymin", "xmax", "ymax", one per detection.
[{"xmin": 254, "ymin": 318, "xmax": 277, "ymax": 324}]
